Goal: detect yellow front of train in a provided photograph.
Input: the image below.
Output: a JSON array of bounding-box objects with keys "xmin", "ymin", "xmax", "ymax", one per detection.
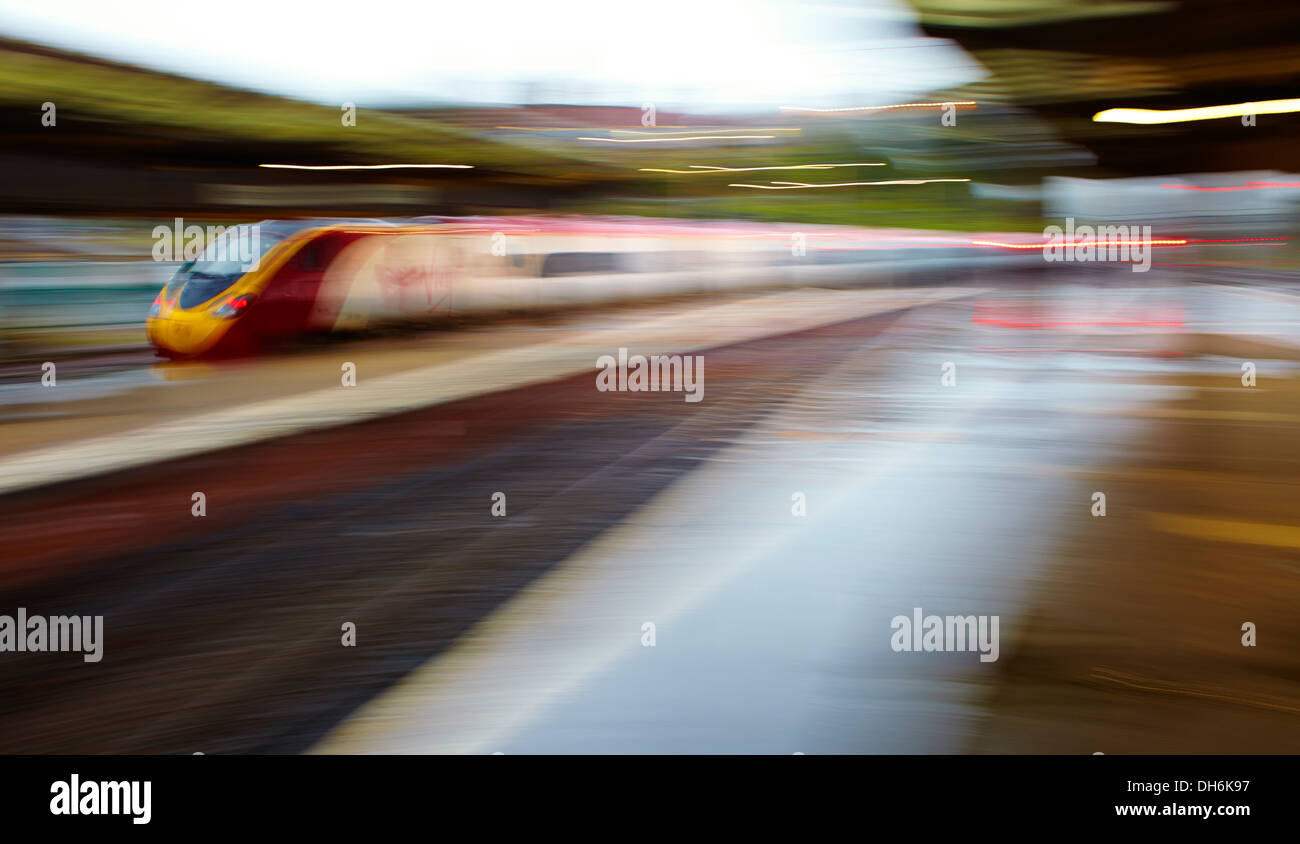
[{"xmin": 146, "ymin": 223, "xmax": 302, "ymax": 357}]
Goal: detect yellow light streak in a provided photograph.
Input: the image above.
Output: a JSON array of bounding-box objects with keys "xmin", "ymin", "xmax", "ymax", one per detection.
[
  {"xmin": 730, "ymin": 178, "xmax": 970, "ymax": 190},
  {"xmin": 578, "ymin": 135, "xmax": 776, "ymax": 143},
  {"xmin": 1093, "ymin": 98, "xmax": 1300, "ymax": 124},
  {"xmin": 259, "ymin": 164, "xmax": 473, "ymax": 170},
  {"xmin": 638, "ymin": 162, "xmax": 885, "ymax": 174},
  {"xmin": 780, "ymin": 101, "xmax": 976, "ymax": 114}
]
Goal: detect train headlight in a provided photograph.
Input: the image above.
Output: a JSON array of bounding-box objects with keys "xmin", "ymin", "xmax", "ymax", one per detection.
[
  {"xmin": 148, "ymin": 295, "xmax": 163, "ymax": 318},
  {"xmin": 213, "ymin": 294, "xmax": 256, "ymax": 319}
]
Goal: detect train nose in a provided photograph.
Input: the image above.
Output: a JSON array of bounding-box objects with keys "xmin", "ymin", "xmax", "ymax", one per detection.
[{"xmin": 147, "ymin": 309, "xmax": 228, "ymax": 357}]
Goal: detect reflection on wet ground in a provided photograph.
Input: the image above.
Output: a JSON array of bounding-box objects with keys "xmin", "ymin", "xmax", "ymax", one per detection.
[{"xmin": 1, "ymin": 277, "xmax": 1298, "ymax": 753}]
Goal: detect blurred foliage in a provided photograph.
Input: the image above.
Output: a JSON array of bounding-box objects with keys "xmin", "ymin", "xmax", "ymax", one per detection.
[
  {"xmin": 574, "ymin": 194, "xmax": 1043, "ymax": 232},
  {"xmin": 0, "ymin": 37, "xmax": 1057, "ymax": 230},
  {"xmin": 0, "ymin": 39, "xmax": 599, "ymax": 177}
]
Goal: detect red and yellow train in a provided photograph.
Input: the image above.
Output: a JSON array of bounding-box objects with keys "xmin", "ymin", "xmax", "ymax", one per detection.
[{"xmin": 145, "ymin": 215, "xmax": 1007, "ymax": 358}]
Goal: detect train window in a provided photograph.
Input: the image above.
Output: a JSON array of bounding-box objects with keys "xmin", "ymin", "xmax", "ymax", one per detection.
[
  {"xmin": 164, "ymin": 261, "xmax": 193, "ymax": 297},
  {"xmin": 176, "ymin": 231, "xmax": 286, "ymax": 309},
  {"xmin": 540, "ymin": 252, "xmax": 621, "ymax": 277}
]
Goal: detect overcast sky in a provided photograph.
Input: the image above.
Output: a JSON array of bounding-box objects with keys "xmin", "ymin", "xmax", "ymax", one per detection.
[{"xmin": 0, "ymin": 0, "xmax": 982, "ymax": 110}]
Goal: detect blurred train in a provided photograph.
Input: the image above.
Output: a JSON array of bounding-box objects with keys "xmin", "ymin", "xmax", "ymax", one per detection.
[{"xmin": 145, "ymin": 215, "xmax": 1019, "ymax": 358}]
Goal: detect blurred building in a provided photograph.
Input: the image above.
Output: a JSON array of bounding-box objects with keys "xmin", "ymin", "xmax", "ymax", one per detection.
[{"xmin": 909, "ymin": 0, "xmax": 1300, "ymax": 173}]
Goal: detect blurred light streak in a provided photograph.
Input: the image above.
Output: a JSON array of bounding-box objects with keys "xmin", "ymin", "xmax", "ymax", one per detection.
[
  {"xmin": 638, "ymin": 162, "xmax": 884, "ymax": 174},
  {"xmin": 578, "ymin": 135, "xmax": 775, "ymax": 143},
  {"xmin": 976, "ymin": 347, "xmax": 1184, "ymax": 356},
  {"xmin": 811, "ymin": 243, "xmax": 968, "ymax": 251},
  {"xmin": 1161, "ymin": 182, "xmax": 1300, "ymax": 191},
  {"xmin": 1150, "ymin": 262, "xmax": 1300, "ymax": 267},
  {"xmin": 972, "ymin": 303, "xmax": 1184, "ymax": 329},
  {"xmin": 970, "ymin": 239, "xmax": 1187, "ymax": 249},
  {"xmin": 974, "ymin": 316, "xmax": 1183, "ymax": 328},
  {"xmin": 1092, "ymin": 667, "xmax": 1300, "ymax": 715},
  {"xmin": 731, "ymin": 178, "xmax": 969, "ymax": 189},
  {"xmin": 611, "ymin": 128, "xmax": 802, "ymax": 135},
  {"xmin": 1094, "ymin": 98, "xmax": 1300, "ymax": 124},
  {"xmin": 1145, "ymin": 512, "xmax": 1300, "ymax": 550},
  {"xmin": 496, "ymin": 126, "xmax": 690, "ymax": 131},
  {"xmin": 259, "ymin": 164, "xmax": 473, "ymax": 170},
  {"xmin": 1185, "ymin": 237, "xmax": 1289, "ymax": 243},
  {"xmin": 780, "ymin": 100, "xmax": 976, "ymax": 113}
]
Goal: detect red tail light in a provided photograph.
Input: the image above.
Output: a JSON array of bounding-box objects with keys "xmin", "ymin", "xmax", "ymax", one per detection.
[{"xmin": 213, "ymin": 294, "xmax": 256, "ymax": 319}]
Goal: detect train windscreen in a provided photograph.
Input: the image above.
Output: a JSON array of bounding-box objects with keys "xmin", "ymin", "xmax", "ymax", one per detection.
[{"xmin": 170, "ymin": 231, "xmax": 287, "ymax": 309}]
